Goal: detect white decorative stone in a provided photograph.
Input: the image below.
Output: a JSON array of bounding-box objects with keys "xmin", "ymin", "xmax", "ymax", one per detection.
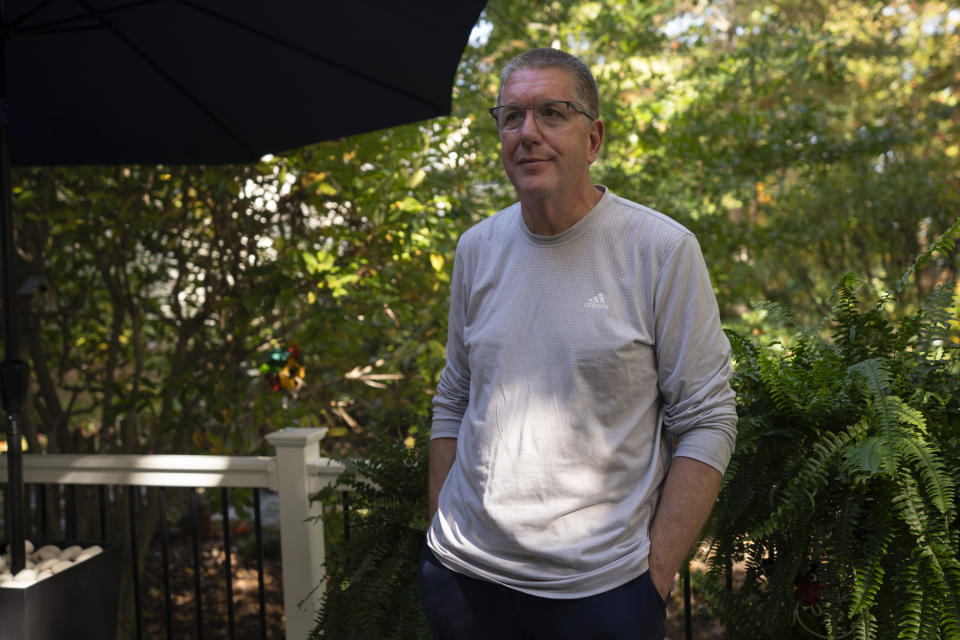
[
  {"xmin": 13, "ymin": 568, "xmax": 37, "ymax": 583},
  {"xmin": 2, "ymin": 581, "xmax": 30, "ymax": 589},
  {"xmin": 75, "ymin": 546, "xmax": 103, "ymax": 563},
  {"xmin": 3, "ymin": 539, "xmax": 35, "ymax": 557},
  {"xmin": 0, "ymin": 543, "xmax": 105, "ymax": 588},
  {"xmin": 34, "ymin": 545, "xmax": 62, "ymax": 561},
  {"xmin": 58, "ymin": 545, "xmax": 83, "ymax": 561},
  {"xmin": 36, "ymin": 557, "xmax": 60, "ymax": 572},
  {"xmin": 49, "ymin": 560, "xmax": 74, "ymax": 575}
]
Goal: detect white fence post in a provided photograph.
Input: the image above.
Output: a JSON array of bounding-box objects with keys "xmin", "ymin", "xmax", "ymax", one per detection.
[{"xmin": 266, "ymin": 427, "xmax": 329, "ymax": 640}]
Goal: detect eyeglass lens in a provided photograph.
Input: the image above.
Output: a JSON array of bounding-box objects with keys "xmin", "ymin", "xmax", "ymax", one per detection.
[{"xmin": 495, "ymin": 101, "xmax": 573, "ymax": 131}]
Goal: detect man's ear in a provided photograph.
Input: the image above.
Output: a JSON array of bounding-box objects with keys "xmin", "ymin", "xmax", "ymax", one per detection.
[{"xmin": 587, "ymin": 119, "xmax": 604, "ymax": 164}]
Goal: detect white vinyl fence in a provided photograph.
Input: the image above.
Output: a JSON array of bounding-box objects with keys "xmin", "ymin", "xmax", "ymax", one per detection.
[{"xmin": 0, "ymin": 427, "xmax": 345, "ymax": 640}]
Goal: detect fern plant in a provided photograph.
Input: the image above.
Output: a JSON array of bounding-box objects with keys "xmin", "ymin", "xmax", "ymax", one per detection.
[
  {"xmin": 310, "ymin": 426, "xmax": 431, "ymax": 640},
  {"xmin": 705, "ymin": 219, "xmax": 960, "ymax": 639}
]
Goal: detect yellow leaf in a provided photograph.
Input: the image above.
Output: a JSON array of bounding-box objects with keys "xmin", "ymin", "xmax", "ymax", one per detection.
[
  {"xmin": 408, "ymin": 169, "xmax": 426, "ymax": 188},
  {"xmin": 430, "ymin": 254, "xmax": 445, "ymax": 272},
  {"xmin": 317, "ymin": 182, "xmax": 337, "ymax": 196},
  {"xmin": 756, "ymin": 181, "xmax": 773, "ymax": 205}
]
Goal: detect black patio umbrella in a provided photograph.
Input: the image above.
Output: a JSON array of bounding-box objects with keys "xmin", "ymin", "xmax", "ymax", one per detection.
[{"xmin": 1, "ymin": 0, "xmax": 487, "ymax": 574}]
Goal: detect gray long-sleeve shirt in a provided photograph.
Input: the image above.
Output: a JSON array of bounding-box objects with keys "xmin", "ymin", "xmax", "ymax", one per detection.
[{"xmin": 427, "ymin": 188, "xmax": 737, "ymax": 598}]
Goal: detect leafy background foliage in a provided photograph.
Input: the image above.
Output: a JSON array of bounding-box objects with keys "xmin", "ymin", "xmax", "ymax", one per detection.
[{"xmin": 6, "ymin": 0, "xmax": 957, "ymax": 459}]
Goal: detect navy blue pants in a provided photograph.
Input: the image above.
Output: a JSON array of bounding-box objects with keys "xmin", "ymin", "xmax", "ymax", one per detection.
[{"xmin": 419, "ymin": 544, "xmax": 666, "ymax": 640}]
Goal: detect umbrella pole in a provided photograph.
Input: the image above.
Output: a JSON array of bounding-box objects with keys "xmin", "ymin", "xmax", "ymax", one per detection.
[{"xmin": 0, "ymin": 34, "xmax": 28, "ymax": 574}]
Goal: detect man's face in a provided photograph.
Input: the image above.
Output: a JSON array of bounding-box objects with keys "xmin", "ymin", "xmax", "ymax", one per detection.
[{"xmin": 498, "ymin": 67, "xmax": 602, "ymax": 202}]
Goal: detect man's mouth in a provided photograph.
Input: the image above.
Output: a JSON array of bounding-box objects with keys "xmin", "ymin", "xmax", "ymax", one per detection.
[{"xmin": 517, "ymin": 158, "xmax": 550, "ymax": 165}]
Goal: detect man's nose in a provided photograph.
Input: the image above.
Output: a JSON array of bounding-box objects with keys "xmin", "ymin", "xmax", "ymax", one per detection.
[{"xmin": 517, "ymin": 107, "xmax": 541, "ymax": 139}]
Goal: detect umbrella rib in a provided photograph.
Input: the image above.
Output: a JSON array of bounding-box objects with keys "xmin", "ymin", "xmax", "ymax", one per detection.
[
  {"xmin": 7, "ymin": 0, "xmax": 162, "ymax": 35},
  {"xmin": 177, "ymin": 0, "xmax": 449, "ymax": 113},
  {"xmin": 17, "ymin": 24, "xmax": 109, "ymax": 36},
  {"xmin": 3, "ymin": 0, "xmax": 59, "ymax": 28},
  {"xmin": 72, "ymin": 0, "xmax": 257, "ymax": 159}
]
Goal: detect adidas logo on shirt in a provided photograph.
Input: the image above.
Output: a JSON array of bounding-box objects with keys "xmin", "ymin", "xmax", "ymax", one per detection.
[{"xmin": 584, "ymin": 293, "xmax": 609, "ymax": 311}]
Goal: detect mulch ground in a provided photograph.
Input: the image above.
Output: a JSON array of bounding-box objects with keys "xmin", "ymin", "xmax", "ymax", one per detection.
[
  {"xmin": 138, "ymin": 535, "xmax": 286, "ymax": 640},
  {"xmin": 663, "ymin": 567, "xmax": 726, "ymax": 640}
]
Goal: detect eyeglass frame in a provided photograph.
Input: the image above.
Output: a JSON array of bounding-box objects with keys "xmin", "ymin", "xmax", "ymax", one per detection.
[{"xmin": 488, "ymin": 100, "xmax": 595, "ymax": 132}]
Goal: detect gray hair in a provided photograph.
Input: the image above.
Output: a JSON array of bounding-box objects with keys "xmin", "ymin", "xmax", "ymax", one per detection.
[{"xmin": 497, "ymin": 48, "xmax": 600, "ymax": 120}]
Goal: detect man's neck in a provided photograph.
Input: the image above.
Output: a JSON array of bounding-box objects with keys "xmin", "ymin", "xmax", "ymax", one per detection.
[{"xmin": 520, "ymin": 184, "xmax": 604, "ymax": 236}]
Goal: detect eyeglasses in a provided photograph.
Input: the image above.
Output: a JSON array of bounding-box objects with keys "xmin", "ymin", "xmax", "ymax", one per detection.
[{"xmin": 488, "ymin": 100, "xmax": 594, "ymax": 132}]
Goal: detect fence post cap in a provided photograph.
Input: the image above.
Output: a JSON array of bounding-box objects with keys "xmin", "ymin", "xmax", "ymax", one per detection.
[{"xmin": 265, "ymin": 427, "xmax": 329, "ymax": 448}]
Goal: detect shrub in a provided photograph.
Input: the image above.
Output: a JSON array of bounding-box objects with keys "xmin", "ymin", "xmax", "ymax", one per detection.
[
  {"xmin": 310, "ymin": 427, "xmax": 430, "ymax": 640},
  {"xmin": 705, "ymin": 220, "xmax": 960, "ymax": 639}
]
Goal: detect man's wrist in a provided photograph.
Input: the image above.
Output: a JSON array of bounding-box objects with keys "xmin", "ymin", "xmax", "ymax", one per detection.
[{"xmin": 647, "ymin": 549, "xmax": 674, "ymax": 600}]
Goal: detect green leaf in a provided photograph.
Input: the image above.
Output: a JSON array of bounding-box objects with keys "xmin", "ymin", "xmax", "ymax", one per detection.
[{"xmin": 843, "ymin": 436, "xmax": 897, "ymax": 480}]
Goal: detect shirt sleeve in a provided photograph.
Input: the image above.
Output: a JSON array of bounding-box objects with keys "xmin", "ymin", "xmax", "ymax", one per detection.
[
  {"xmin": 431, "ymin": 237, "xmax": 472, "ymax": 439},
  {"xmin": 653, "ymin": 234, "xmax": 738, "ymax": 474}
]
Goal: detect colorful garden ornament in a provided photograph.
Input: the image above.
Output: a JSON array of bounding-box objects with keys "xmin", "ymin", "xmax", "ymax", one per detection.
[{"xmin": 261, "ymin": 343, "xmax": 305, "ymax": 394}]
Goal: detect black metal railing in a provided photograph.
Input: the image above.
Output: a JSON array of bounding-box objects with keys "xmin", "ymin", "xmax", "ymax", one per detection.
[
  {"xmin": 2, "ymin": 482, "xmax": 315, "ymax": 640},
  {"xmin": 6, "ymin": 480, "xmax": 707, "ymax": 638}
]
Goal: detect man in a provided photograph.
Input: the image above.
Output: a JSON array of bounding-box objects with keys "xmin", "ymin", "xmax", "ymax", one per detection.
[{"xmin": 420, "ymin": 48, "xmax": 737, "ymax": 639}]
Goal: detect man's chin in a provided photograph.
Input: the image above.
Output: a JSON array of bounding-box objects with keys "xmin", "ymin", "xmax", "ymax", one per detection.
[{"xmin": 510, "ymin": 176, "xmax": 559, "ymax": 199}]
